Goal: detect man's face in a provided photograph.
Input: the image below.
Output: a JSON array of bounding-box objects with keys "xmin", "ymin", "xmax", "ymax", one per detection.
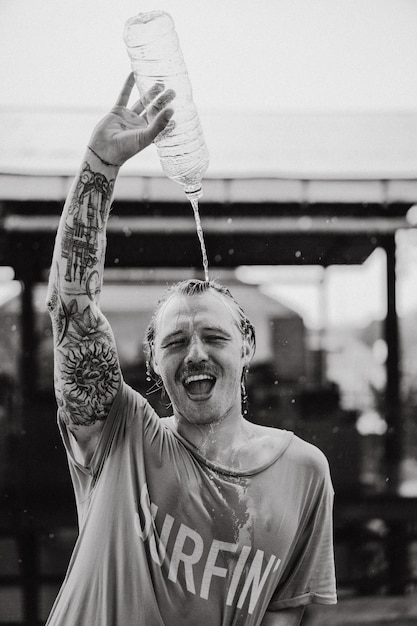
[{"xmin": 152, "ymin": 290, "xmax": 253, "ymax": 427}]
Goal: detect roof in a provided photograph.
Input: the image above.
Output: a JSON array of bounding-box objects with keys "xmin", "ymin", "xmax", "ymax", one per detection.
[
  {"xmin": 1, "ymin": 109, "xmax": 415, "ymax": 271},
  {"xmin": 1, "ymin": 108, "xmax": 417, "ymax": 204}
]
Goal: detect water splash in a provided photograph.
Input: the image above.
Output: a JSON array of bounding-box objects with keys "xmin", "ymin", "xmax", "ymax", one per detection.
[{"xmin": 190, "ymin": 197, "xmax": 209, "ymax": 281}]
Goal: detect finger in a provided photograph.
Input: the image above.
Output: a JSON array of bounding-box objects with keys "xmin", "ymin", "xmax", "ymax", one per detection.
[
  {"xmin": 142, "ymin": 108, "xmax": 175, "ymax": 145},
  {"xmin": 131, "ymin": 98, "xmax": 146, "ymax": 116},
  {"xmin": 115, "ymin": 73, "xmax": 135, "ymax": 108},
  {"xmin": 131, "ymin": 83, "xmax": 165, "ymax": 115},
  {"xmin": 147, "ymin": 89, "xmax": 176, "ymax": 116}
]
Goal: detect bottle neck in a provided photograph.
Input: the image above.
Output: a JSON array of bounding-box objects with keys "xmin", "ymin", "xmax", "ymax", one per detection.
[{"xmin": 184, "ymin": 184, "xmax": 203, "ymax": 201}]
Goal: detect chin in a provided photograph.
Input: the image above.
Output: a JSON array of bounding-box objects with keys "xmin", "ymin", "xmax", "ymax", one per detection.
[{"xmin": 173, "ymin": 403, "xmax": 214, "ymax": 425}]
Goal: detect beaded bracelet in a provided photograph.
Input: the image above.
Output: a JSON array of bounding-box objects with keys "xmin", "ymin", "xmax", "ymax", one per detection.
[{"xmin": 87, "ymin": 145, "xmax": 119, "ymax": 167}]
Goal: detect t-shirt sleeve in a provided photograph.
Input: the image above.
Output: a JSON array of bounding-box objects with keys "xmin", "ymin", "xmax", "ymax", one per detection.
[
  {"xmin": 267, "ymin": 450, "xmax": 337, "ymax": 610},
  {"xmin": 57, "ymin": 382, "xmax": 151, "ymax": 511}
]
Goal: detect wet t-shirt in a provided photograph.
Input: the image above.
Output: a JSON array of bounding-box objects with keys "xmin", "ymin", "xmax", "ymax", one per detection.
[{"xmin": 46, "ymin": 382, "xmax": 336, "ymax": 626}]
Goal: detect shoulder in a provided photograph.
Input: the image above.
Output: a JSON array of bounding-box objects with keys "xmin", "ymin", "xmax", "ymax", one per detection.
[
  {"xmin": 114, "ymin": 381, "xmax": 157, "ymax": 417},
  {"xmin": 286, "ymin": 434, "xmax": 330, "ymax": 473},
  {"xmin": 261, "ymin": 433, "xmax": 335, "ymax": 515},
  {"xmin": 260, "ymin": 426, "xmax": 332, "ymax": 487},
  {"xmin": 89, "ymin": 380, "xmax": 161, "ymax": 438},
  {"xmin": 239, "ymin": 422, "xmax": 294, "ymax": 468},
  {"xmin": 249, "ymin": 422, "xmax": 329, "ymax": 470}
]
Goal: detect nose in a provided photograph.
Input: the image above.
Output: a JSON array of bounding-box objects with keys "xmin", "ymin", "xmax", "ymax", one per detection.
[{"xmin": 185, "ymin": 335, "xmax": 208, "ymax": 364}]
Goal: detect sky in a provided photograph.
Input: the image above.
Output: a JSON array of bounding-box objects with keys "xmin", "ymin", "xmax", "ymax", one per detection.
[
  {"xmin": 2, "ymin": 0, "xmax": 417, "ymax": 328},
  {"xmin": 2, "ymin": 0, "xmax": 417, "ymax": 113}
]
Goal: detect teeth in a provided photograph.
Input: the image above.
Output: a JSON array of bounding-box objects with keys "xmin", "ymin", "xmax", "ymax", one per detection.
[{"xmin": 184, "ymin": 374, "xmax": 214, "ymax": 385}]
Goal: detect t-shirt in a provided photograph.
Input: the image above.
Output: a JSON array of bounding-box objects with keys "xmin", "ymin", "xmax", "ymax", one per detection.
[{"xmin": 46, "ymin": 382, "xmax": 336, "ymax": 626}]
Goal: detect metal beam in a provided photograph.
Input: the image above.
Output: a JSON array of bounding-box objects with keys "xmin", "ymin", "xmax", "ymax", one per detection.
[{"xmin": 2, "ymin": 214, "xmax": 411, "ymax": 235}]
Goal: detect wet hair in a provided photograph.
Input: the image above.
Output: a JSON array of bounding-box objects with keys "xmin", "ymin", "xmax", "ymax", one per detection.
[{"xmin": 143, "ymin": 279, "xmax": 256, "ymax": 394}]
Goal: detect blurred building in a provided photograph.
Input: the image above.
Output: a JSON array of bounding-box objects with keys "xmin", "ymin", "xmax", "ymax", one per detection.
[{"xmin": 0, "ymin": 275, "xmax": 365, "ymax": 498}]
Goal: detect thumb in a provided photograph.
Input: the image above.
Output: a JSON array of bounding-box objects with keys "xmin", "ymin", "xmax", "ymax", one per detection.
[{"xmin": 144, "ymin": 108, "xmax": 175, "ymax": 145}]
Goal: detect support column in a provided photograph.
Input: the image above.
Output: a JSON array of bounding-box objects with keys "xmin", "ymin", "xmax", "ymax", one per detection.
[
  {"xmin": 382, "ymin": 235, "xmax": 408, "ymax": 594},
  {"xmin": 383, "ymin": 235, "xmax": 402, "ymax": 485},
  {"xmin": 18, "ymin": 272, "xmax": 39, "ymax": 624},
  {"xmin": 20, "ymin": 275, "xmax": 37, "ymax": 402}
]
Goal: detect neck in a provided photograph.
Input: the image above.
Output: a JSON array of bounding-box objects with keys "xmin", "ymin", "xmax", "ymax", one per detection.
[{"xmin": 173, "ymin": 408, "xmax": 257, "ymax": 468}]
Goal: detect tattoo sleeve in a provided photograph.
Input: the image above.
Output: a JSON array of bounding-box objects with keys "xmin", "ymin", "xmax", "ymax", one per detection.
[{"xmin": 46, "ymin": 158, "xmax": 122, "ymax": 428}]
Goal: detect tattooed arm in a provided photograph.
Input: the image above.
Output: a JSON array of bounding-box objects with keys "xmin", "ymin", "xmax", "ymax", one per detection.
[{"xmin": 46, "ymin": 75, "xmax": 174, "ymax": 462}]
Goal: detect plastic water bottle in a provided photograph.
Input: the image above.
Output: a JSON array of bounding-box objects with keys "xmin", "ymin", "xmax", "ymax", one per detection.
[{"xmin": 124, "ymin": 10, "xmax": 209, "ymax": 200}]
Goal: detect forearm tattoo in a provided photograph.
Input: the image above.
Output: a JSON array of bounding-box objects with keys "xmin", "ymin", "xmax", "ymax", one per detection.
[
  {"xmin": 48, "ymin": 163, "xmax": 121, "ymax": 426},
  {"xmin": 62, "ymin": 163, "xmax": 113, "ymax": 289}
]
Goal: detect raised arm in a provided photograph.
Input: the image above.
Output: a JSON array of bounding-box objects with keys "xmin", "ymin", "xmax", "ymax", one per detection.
[{"xmin": 46, "ymin": 74, "xmax": 174, "ymax": 461}]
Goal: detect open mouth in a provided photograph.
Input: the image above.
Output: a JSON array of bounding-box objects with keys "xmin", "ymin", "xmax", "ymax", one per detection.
[{"xmin": 183, "ymin": 373, "xmax": 216, "ymax": 398}]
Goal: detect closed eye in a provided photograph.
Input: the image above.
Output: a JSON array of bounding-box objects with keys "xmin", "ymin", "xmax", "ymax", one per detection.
[
  {"xmin": 160, "ymin": 332, "xmax": 188, "ymax": 349},
  {"xmin": 204, "ymin": 334, "xmax": 229, "ymax": 343},
  {"xmin": 165, "ymin": 338, "xmax": 187, "ymax": 348}
]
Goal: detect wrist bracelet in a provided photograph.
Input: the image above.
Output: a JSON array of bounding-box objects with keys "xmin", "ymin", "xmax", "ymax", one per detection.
[{"xmin": 87, "ymin": 145, "xmax": 119, "ymax": 168}]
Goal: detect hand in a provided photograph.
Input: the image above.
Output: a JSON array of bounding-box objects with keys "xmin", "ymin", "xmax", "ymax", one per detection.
[{"xmin": 88, "ymin": 73, "xmax": 175, "ymax": 166}]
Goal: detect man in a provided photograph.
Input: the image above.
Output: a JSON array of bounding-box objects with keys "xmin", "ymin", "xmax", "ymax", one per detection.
[{"xmin": 46, "ymin": 74, "xmax": 336, "ymax": 625}]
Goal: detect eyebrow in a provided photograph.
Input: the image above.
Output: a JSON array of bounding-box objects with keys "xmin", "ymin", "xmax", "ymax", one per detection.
[
  {"xmin": 202, "ymin": 325, "xmax": 232, "ymax": 336},
  {"xmin": 160, "ymin": 330, "xmax": 185, "ymax": 345}
]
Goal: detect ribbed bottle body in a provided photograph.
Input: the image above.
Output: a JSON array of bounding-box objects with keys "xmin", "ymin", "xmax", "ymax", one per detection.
[{"xmin": 124, "ymin": 11, "xmax": 209, "ymax": 197}]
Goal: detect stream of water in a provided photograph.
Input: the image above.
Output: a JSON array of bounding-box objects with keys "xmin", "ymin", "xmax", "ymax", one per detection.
[{"xmin": 190, "ymin": 197, "xmax": 209, "ymax": 281}]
